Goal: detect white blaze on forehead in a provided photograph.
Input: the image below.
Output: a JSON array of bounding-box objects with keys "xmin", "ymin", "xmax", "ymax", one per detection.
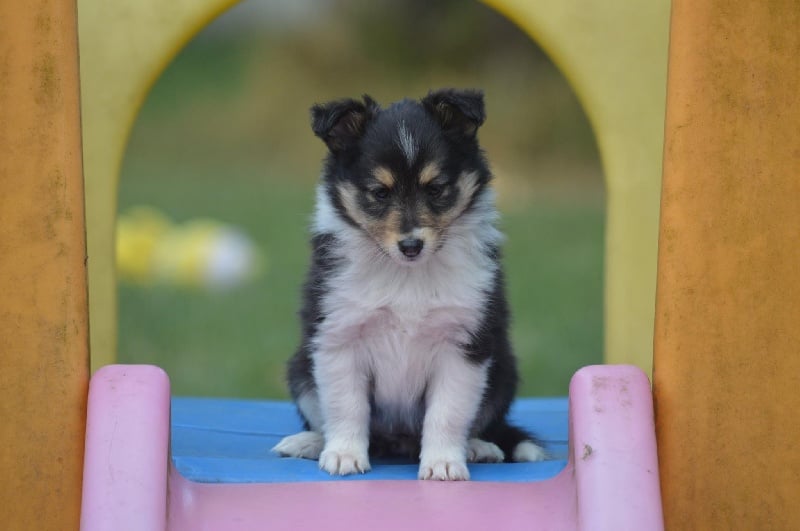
[{"xmin": 396, "ymin": 120, "xmax": 418, "ymax": 165}]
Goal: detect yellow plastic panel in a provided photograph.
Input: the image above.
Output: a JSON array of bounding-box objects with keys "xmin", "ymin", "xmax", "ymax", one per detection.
[
  {"xmin": 78, "ymin": 0, "xmax": 239, "ymax": 369},
  {"xmin": 483, "ymin": 0, "xmax": 670, "ymax": 372},
  {"xmin": 0, "ymin": 0, "xmax": 89, "ymax": 528},
  {"xmin": 81, "ymin": 0, "xmax": 669, "ymax": 373},
  {"xmin": 654, "ymin": 1, "xmax": 800, "ymax": 528}
]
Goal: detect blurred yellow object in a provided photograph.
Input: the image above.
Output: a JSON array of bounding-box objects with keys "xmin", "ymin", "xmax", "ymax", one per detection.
[
  {"xmin": 116, "ymin": 207, "xmax": 171, "ymax": 284},
  {"xmin": 116, "ymin": 207, "xmax": 264, "ymax": 289},
  {"xmin": 80, "ymin": 0, "xmax": 668, "ymax": 372},
  {"xmin": 78, "ymin": 0, "xmax": 239, "ymax": 369}
]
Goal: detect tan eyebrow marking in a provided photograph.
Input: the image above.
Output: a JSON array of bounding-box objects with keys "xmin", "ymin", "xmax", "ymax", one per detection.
[
  {"xmin": 418, "ymin": 162, "xmax": 442, "ymax": 185},
  {"xmin": 372, "ymin": 166, "xmax": 396, "ymax": 188}
]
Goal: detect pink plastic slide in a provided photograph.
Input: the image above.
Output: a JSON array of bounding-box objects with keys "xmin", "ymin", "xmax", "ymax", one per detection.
[{"xmin": 80, "ymin": 364, "xmax": 663, "ymax": 530}]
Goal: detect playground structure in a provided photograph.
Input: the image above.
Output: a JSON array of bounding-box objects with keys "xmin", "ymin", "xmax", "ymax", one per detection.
[
  {"xmin": 77, "ymin": 0, "xmax": 670, "ymax": 374},
  {"xmin": 79, "ymin": 363, "xmax": 662, "ymax": 530},
  {"xmin": 1, "ymin": 0, "xmax": 798, "ymax": 529}
]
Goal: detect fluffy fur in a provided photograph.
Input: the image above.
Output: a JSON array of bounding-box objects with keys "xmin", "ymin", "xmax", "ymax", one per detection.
[{"xmin": 272, "ymin": 89, "xmax": 546, "ymax": 480}]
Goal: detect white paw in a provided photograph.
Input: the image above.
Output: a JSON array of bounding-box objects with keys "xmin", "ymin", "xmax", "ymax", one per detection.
[
  {"xmin": 319, "ymin": 446, "xmax": 371, "ymax": 475},
  {"xmin": 418, "ymin": 458, "xmax": 470, "ymax": 481},
  {"xmin": 467, "ymin": 438, "xmax": 505, "ymax": 463},
  {"xmin": 512, "ymin": 440, "xmax": 548, "ymax": 462},
  {"xmin": 271, "ymin": 431, "xmax": 324, "ymax": 459}
]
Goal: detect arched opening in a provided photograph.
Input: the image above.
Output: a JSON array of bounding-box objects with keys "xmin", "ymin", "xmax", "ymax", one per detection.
[{"xmin": 117, "ymin": 0, "xmax": 605, "ymax": 398}]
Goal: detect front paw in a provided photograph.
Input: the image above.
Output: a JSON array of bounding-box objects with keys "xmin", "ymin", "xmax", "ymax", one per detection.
[
  {"xmin": 319, "ymin": 446, "xmax": 371, "ymax": 475},
  {"xmin": 418, "ymin": 452, "xmax": 470, "ymax": 481}
]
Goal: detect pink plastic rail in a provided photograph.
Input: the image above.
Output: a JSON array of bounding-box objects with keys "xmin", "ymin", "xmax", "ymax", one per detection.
[{"xmin": 80, "ymin": 364, "xmax": 663, "ymax": 531}]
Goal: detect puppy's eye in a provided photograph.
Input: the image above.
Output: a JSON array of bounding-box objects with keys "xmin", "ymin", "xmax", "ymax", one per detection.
[
  {"xmin": 371, "ymin": 186, "xmax": 390, "ymax": 201},
  {"xmin": 427, "ymin": 183, "xmax": 445, "ymax": 199}
]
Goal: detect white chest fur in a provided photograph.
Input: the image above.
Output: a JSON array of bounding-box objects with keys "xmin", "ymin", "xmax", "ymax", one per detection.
[
  {"xmin": 318, "ymin": 257, "xmax": 490, "ymax": 419},
  {"xmin": 311, "ymin": 184, "xmax": 501, "ymax": 428}
]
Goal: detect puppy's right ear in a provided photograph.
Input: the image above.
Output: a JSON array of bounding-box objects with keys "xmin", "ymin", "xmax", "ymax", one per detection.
[
  {"xmin": 310, "ymin": 95, "xmax": 379, "ymax": 153},
  {"xmin": 422, "ymin": 89, "xmax": 485, "ymax": 139}
]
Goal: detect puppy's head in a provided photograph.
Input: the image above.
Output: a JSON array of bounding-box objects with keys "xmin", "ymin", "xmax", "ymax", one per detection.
[{"xmin": 312, "ymin": 89, "xmax": 491, "ymax": 265}]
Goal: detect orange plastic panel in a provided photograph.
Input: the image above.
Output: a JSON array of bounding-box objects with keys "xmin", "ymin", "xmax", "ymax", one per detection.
[
  {"xmin": 0, "ymin": 1, "xmax": 89, "ymax": 529},
  {"xmin": 654, "ymin": 1, "xmax": 800, "ymax": 529}
]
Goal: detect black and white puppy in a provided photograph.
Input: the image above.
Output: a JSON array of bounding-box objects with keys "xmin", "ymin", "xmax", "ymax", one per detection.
[{"xmin": 273, "ymin": 89, "xmax": 546, "ymax": 480}]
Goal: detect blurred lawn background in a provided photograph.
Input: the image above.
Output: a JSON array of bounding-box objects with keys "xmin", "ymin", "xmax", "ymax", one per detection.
[{"xmin": 117, "ymin": 0, "xmax": 605, "ymax": 398}]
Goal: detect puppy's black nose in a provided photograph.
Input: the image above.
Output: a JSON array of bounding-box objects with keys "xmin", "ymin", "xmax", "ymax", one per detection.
[{"xmin": 398, "ymin": 238, "xmax": 424, "ymax": 258}]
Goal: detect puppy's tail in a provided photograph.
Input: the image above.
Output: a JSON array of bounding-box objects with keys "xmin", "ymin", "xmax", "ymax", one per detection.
[{"xmin": 482, "ymin": 420, "xmax": 548, "ymax": 463}]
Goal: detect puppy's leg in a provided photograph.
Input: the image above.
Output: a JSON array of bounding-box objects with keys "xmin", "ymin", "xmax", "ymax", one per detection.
[
  {"xmin": 314, "ymin": 346, "xmax": 372, "ymax": 475},
  {"xmin": 418, "ymin": 351, "xmax": 489, "ymax": 481},
  {"xmin": 467, "ymin": 438, "xmax": 504, "ymax": 463},
  {"xmin": 512, "ymin": 440, "xmax": 548, "ymax": 462},
  {"xmin": 272, "ymin": 431, "xmax": 324, "ymax": 459},
  {"xmin": 272, "ymin": 389, "xmax": 325, "ymax": 459}
]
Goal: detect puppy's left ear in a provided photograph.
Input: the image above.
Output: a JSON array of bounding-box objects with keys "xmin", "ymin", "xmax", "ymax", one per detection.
[
  {"xmin": 310, "ymin": 95, "xmax": 380, "ymax": 153},
  {"xmin": 422, "ymin": 88, "xmax": 486, "ymax": 138}
]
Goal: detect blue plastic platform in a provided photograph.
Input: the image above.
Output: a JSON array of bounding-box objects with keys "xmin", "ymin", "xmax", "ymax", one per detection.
[{"xmin": 171, "ymin": 397, "xmax": 569, "ymax": 483}]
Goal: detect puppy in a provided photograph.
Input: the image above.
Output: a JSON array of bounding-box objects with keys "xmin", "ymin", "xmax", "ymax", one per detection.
[{"xmin": 273, "ymin": 89, "xmax": 546, "ymax": 480}]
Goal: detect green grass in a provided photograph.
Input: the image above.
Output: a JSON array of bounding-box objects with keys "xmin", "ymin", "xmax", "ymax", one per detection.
[
  {"xmin": 504, "ymin": 196, "xmax": 605, "ymax": 393},
  {"xmin": 116, "ymin": 2, "xmax": 605, "ymax": 398},
  {"xmin": 118, "ymin": 160, "xmax": 312, "ymax": 397},
  {"xmin": 117, "ymin": 158, "xmax": 604, "ymax": 398}
]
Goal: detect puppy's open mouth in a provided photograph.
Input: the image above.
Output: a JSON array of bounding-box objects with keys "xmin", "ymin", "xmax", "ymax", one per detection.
[{"xmin": 391, "ymin": 249, "xmax": 425, "ymax": 266}]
